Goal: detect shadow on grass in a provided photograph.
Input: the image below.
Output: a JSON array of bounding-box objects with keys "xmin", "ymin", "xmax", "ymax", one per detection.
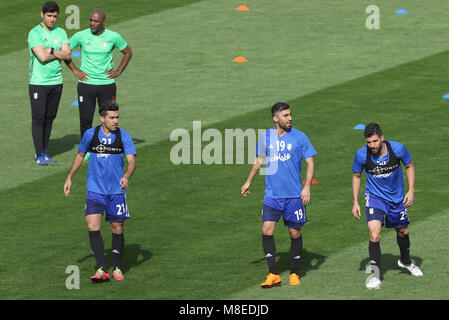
[
  {"xmin": 77, "ymin": 243, "xmax": 153, "ymax": 274},
  {"xmin": 359, "ymin": 253, "xmax": 423, "ymax": 279},
  {"xmin": 251, "ymin": 249, "xmax": 327, "ymax": 278},
  {"xmin": 48, "ymin": 134, "xmax": 80, "ymax": 157}
]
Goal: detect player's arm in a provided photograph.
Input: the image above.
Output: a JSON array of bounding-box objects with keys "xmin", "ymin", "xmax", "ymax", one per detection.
[
  {"xmin": 64, "ymin": 152, "xmax": 86, "ymax": 197},
  {"xmin": 52, "ymin": 43, "xmax": 71, "ymax": 61},
  {"xmin": 63, "ymin": 34, "xmax": 87, "ymax": 79},
  {"xmin": 403, "ymin": 161, "xmax": 415, "ymax": 208},
  {"xmin": 301, "ymin": 156, "xmax": 315, "ymax": 205},
  {"xmin": 32, "ymin": 43, "xmax": 71, "ymax": 62},
  {"xmin": 64, "ymin": 58, "xmax": 89, "ymax": 81},
  {"xmin": 120, "ymin": 154, "xmax": 136, "ymax": 190},
  {"xmin": 352, "ymin": 172, "xmax": 362, "ymax": 219},
  {"xmin": 241, "ymin": 156, "xmax": 264, "ymax": 197},
  {"xmin": 32, "ymin": 45, "xmax": 57, "ymax": 63},
  {"xmin": 106, "ymin": 45, "xmax": 133, "ymax": 79}
]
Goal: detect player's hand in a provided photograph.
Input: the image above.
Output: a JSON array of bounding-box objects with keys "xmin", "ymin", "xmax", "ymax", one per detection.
[
  {"xmin": 64, "ymin": 179, "xmax": 72, "ymax": 197},
  {"xmin": 119, "ymin": 176, "xmax": 129, "ymax": 190},
  {"xmin": 403, "ymin": 191, "xmax": 414, "ymax": 208},
  {"xmin": 352, "ymin": 203, "xmax": 361, "ymax": 220},
  {"xmin": 74, "ymin": 69, "xmax": 89, "ymax": 81},
  {"xmin": 106, "ymin": 69, "xmax": 121, "ymax": 79},
  {"xmin": 241, "ymin": 182, "xmax": 251, "ymax": 197},
  {"xmin": 301, "ymin": 185, "xmax": 311, "ymax": 205}
]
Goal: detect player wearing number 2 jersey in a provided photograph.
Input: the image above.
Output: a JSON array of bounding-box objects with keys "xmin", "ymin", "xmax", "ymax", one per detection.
[
  {"xmin": 64, "ymin": 100, "xmax": 136, "ymax": 282},
  {"xmin": 352, "ymin": 123, "xmax": 423, "ymax": 290},
  {"xmin": 241, "ymin": 102, "xmax": 316, "ymax": 288}
]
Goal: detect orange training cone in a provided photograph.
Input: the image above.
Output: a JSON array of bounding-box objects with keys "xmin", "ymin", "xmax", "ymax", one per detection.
[
  {"xmin": 302, "ymin": 179, "xmax": 319, "ymax": 184},
  {"xmin": 236, "ymin": 5, "xmax": 249, "ymax": 11},
  {"xmin": 233, "ymin": 56, "xmax": 247, "ymax": 63}
]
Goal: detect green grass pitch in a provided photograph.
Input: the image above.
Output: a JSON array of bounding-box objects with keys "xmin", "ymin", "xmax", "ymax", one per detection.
[{"xmin": 1, "ymin": 0, "xmax": 449, "ymax": 300}]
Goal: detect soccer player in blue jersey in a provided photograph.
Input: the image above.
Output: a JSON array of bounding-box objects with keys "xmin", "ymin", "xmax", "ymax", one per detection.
[
  {"xmin": 64, "ymin": 100, "xmax": 136, "ymax": 282},
  {"xmin": 241, "ymin": 102, "xmax": 316, "ymax": 288},
  {"xmin": 352, "ymin": 123, "xmax": 423, "ymax": 289}
]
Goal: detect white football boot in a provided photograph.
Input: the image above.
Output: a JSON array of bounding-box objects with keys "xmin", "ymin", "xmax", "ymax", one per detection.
[
  {"xmin": 366, "ymin": 274, "xmax": 382, "ymax": 289},
  {"xmin": 398, "ymin": 260, "xmax": 423, "ymax": 277}
]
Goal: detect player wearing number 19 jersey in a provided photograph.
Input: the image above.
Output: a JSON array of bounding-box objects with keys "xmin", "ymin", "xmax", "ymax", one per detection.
[
  {"xmin": 64, "ymin": 100, "xmax": 136, "ymax": 282},
  {"xmin": 352, "ymin": 123, "xmax": 423, "ymax": 289},
  {"xmin": 241, "ymin": 102, "xmax": 316, "ymax": 288}
]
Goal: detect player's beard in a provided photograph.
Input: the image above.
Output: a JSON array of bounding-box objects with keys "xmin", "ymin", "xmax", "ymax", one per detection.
[
  {"xmin": 42, "ymin": 18, "xmax": 55, "ymax": 30},
  {"xmin": 90, "ymin": 25, "xmax": 104, "ymax": 35},
  {"xmin": 370, "ymin": 143, "xmax": 383, "ymax": 156},
  {"xmin": 278, "ymin": 122, "xmax": 292, "ymax": 133}
]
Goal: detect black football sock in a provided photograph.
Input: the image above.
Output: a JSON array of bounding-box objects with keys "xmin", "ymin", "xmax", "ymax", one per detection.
[
  {"xmin": 112, "ymin": 232, "xmax": 125, "ymax": 270},
  {"xmin": 369, "ymin": 241, "xmax": 381, "ymax": 279},
  {"xmin": 262, "ymin": 234, "xmax": 278, "ymax": 274},
  {"xmin": 397, "ymin": 234, "xmax": 411, "ymax": 265},
  {"xmin": 290, "ymin": 235, "xmax": 303, "ymax": 275},
  {"xmin": 89, "ymin": 230, "xmax": 106, "ymax": 270}
]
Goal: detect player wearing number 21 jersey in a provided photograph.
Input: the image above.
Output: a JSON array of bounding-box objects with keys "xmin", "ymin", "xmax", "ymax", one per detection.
[
  {"xmin": 64, "ymin": 100, "xmax": 136, "ymax": 282},
  {"xmin": 352, "ymin": 122, "xmax": 423, "ymax": 290}
]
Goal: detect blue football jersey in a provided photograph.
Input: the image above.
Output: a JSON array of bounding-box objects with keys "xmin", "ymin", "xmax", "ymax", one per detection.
[
  {"xmin": 352, "ymin": 140, "xmax": 411, "ymax": 204},
  {"xmin": 256, "ymin": 127, "xmax": 317, "ymax": 199},
  {"xmin": 79, "ymin": 127, "xmax": 137, "ymax": 195}
]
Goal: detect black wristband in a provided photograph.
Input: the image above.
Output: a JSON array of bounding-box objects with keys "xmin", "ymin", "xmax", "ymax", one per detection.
[{"xmin": 50, "ymin": 47, "xmax": 55, "ymax": 55}]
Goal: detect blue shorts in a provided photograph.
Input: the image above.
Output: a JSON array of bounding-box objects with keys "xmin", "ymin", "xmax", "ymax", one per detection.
[
  {"xmin": 85, "ymin": 191, "xmax": 130, "ymax": 223},
  {"xmin": 262, "ymin": 197, "xmax": 306, "ymax": 229},
  {"xmin": 364, "ymin": 193, "xmax": 409, "ymax": 229}
]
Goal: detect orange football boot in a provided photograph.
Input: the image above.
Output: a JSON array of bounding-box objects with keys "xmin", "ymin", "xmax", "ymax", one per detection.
[
  {"xmin": 289, "ymin": 273, "xmax": 301, "ymax": 286},
  {"xmin": 260, "ymin": 273, "xmax": 282, "ymax": 288}
]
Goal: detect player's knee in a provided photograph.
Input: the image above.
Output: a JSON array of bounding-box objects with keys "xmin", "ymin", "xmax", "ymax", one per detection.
[
  {"xmin": 396, "ymin": 227, "xmax": 409, "ymax": 238},
  {"xmin": 110, "ymin": 222, "xmax": 124, "ymax": 234},
  {"xmin": 288, "ymin": 227, "xmax": 302, "ymax": 239},
  {"xmin": 86, "ymin": 223, "xmax": 100, "ymax": 231},
  {"xmin": 262, "ymin": 223, "xmax": 275, "ymax": 236},
  {"xmin": 369, "ymin": 232, "xmax": 381, "ymax": 242},
  {"xmin": 32, "ymin": 114, "xmax": 45, "ymax": 124},
  {"xmin": 85, "ymin": 215, "xmax": 101, "ymax": 231}
]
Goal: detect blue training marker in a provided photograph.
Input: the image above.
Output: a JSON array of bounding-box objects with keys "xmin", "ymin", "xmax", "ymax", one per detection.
[
  {"xmin": 395, "ymin": 9, "xmax": 408, "ymax": 14},
  {"xmin": 71, "ymin": 100, "xmax": 79, "ymax": 106},
  {"xmin": 354, "ymin": 124, "xmax": 366, "ymax": 130},
  {"xmin": 443, "ymin": 93, "xmax": 449, "ymax": 99},
  {"xmin": 71, "ymin": 51, "xmax": 82, "ymax": 57}
]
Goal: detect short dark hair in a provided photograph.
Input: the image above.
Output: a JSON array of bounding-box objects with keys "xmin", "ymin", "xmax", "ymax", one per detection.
[
  {"xmin": 42, "ymin": 1, "xmax": 60, "ymax": 14},
  {"xmin": 99, "ymin": 100, "xmax": 119, "ymax": 116},
  {"xmin": 364, "ymin": 122, "xmax": 383, "ymax": 138},
  {"xmin": 271, "ymin": 102, "xmax": 290, "ymax": 117}
]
